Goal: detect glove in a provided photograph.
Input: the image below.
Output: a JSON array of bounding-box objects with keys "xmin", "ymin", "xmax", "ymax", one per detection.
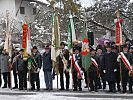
[
  {"xmin": 114, "ymin": 69, "xmax": 117, "ymax": 72},
  {"xmin": 37, "ymin": 68, "xmax": 40, "ymax": 73},
  {"xmin": 117, "ymin": 55, "xmax": 121, "ymax": 62},
  {"xmin": 103, "ymin": 70, "xmax": 106, "ymax": 73}
]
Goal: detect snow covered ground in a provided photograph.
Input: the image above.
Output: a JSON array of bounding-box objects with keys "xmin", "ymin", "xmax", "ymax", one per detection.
[{"xmin": 0, "ymin": 70, "xmax": 133, "ymax": 100}]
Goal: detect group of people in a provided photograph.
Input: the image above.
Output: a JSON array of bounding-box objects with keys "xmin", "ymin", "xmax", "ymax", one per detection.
[{"xmin": 0, "ymin": 38, "xmax": 133, "ymax": 94}]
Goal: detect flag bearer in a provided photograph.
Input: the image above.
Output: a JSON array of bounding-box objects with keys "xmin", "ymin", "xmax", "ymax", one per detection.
[
  {"xmin": 30, "ymin": 46, "xmax": 42, "ymax": 91},
  {"xmin": 58, "ymin": 42, "xmax": 70, "ymax": 90},
  {"xmin": 16, "ymin": 49, "xmax": 28, "ymax": 90},
  {"xmin": 72, "ymin": 46, "xmax": 82, "ymax": 91},
  {"xmin": 89, "ymin": 48, "xmax": 99, "ymax": 92}
]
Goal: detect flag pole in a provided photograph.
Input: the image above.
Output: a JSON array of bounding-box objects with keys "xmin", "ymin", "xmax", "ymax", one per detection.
[
  {"xmin": 5, "ymin": 10, "xmax": 12, "ymax": 89},
  {"xmin": 115, "ymin": 10, "xmax": 123, "ymax": 92}
]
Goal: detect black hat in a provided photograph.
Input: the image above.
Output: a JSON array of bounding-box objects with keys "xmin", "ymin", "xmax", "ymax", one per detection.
[
  {"xmin": 123, "ymin": 44, "xmax": 128, "ymax": 48},
  {"xmin": 33, "ymin": 46, "xmax": 38, "ymax": 49},
  {"xmin": 20, "ymin": 48, "xmax": 24, "ymax": 52},
  {"xmin": 111, "ymin": 46, "xmax": 117, "ymax": 50},
  {"xmin": 130, "ymin": 46, "xmax": 133, "ymax": 49},
  {"xmin": 90, "ymin": 47, "xmax": 95, "ymax": 52},
  {"xmin": 125, "ymin": 39, "xmax": 130, "ymax": 42},
  {"xmin": 45, "ymin": 45, "xmax": 49, "ymax": 49},
  {"xmin": 96, "ymin": 47, "xmax": 103, "ymax": 51},
  {"xmin": 106, "ymin": 42, "xmax": 112, "ymax": 48},
  {"xmin": 60, "ymin": 42, "xmax": 65, "ymax": 46}
]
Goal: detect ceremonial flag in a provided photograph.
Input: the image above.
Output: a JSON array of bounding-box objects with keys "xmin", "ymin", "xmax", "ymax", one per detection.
[
  {"xmin": 26, "ymin": 28, "xmax": 32, "ymax": 55},
  {"xmin": 115, "ymin": 10, "xmax": 123, "ymax": 45},
  {"xmin": 115, "ymin": 18, "xmax": 123, "ymax": 45},
  {"xmin": 22, "ymin": 23, "xmax": 28, "ymax": 57},
  {"xmin": 67, "ymin": 12, "xmax": 76, "ymax": 50},
  {"xmin": 81, "ymin": 18, "xmax": 91, "ymax": 70},
  {"xmin": 51, "ymin": 10, "xmax": 60, "ymax": 62}
]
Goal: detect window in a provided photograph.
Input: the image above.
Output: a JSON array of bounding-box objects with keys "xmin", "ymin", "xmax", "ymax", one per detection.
[
  {"xmin": 20, "ymin": 7, "xmax": 25, "ymax": 14},
  {"xmin": 33, "ymin": 8, "xmax": 36, "ymax": 15}
]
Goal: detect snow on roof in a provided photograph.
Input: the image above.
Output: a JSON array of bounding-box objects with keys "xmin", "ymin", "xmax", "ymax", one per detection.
[{"xmin": 35, "ymin": 0, "xmax": 50, "ymax": 5}]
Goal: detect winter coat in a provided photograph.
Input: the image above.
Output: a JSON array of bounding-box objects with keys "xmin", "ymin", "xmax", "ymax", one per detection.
[
  {"xmin": 42, "ymin": 51, "xmax": 52, "ymax": 71},
  {"xmin": 103, "ymin": 52, "xmax": 117, "ymax": 82},
  {"xmin": 16, "ymin": 54, "xmax": 28, "ymax": 72},
  {"xmin": 0, "ymin": 53, "xmax": 10, "ymax": 73},
  {"xmin": 30, "ymin": 51, "xmax": 42, "ymax": 73}
]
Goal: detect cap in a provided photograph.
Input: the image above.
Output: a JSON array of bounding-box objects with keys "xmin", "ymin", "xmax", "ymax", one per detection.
[{"xmin": 33, "ymin": 46, "xmax": 38, "ymax": 49}]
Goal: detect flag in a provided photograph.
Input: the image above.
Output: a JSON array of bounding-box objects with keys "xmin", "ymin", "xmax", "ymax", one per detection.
[
  {"xmin": 22, "ymin": 23, "xmax": 28, "ymax": 57},
  {"xmin": 67, "ymin": 12, "xmax": 76, "ymax": 50},
  {"xmin": 81, "ymin": 18, "xmax": 91, "ymax": 70},
  {"xmin": 26, "ymin": 28, "xmax": 32, "ymax": 55},
  {"xmin": 51, "ymin": 11, "xmax": 60, "ymax": 62},
  {"xmin": 115, "ymin": 18, "xmax": 123, "ymax": 45}
]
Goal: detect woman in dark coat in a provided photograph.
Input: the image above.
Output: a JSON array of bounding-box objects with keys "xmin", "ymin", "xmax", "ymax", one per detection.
[{"xmin": 0, "ymin": 49, "xmax": 10, "ymax": 88}]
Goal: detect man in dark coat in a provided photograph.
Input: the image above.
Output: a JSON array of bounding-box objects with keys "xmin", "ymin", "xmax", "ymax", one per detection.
[
  {"xmin": 72, "ymin": 46, "xmax": 82, "ymax": 91},
  {"xmin": 95, "ymin": 47, "xmax": 104, "ymax": 89},
  {"xmin": 42, "ymin": 45, "xmax": 53, "ymax": 90},
  {"xmin": 30, "ymin": 46, "xmax": 42, "ymax": 91},
  {"xmin": 12, "ymin": 48, "xmax": 19, "ymax": 89},
  {"xmin": 89, "ymin": 48, "xmax": 99, "ymax": 92},
  {"xmin": 103, "ymin": 43, "xmax": 117, "ymax": 92},
  {"xmin": 117, "ymin": 45, "xmax": 133, "ymax": 93},
  {"xmin": 58, "ymin": 42, "xmax": 70, "ymax": 90},
  {"xmin": 16, "ymin": 49, "xmax": 28, "ymax": 90}
]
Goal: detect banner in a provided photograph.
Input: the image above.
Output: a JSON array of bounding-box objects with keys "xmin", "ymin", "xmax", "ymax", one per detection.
[
  {"xmin": 82, "ymin": 17, "xmax": 91, "ymax": 70},
  {"xmin": 115, "ymin": 18, "xmax": 123, "ymax": 45},
  {"xmin": 22, "ymin": 23, "xmax": 28, "ymax": 49}
]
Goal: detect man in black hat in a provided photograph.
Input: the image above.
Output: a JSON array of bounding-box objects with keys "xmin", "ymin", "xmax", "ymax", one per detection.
[
  {"xmin": 16, "ymin": 49, "xmax": 28, "ymax": 90},
  {"xmin": 103, "ymin": 43, "xmax": 118, "ymax": 92},
  {"xmin": 89, "ymin": 48, "xmax": 99, "ymax": 92},
  {"xmin": 72, "ymin": 46, "xmax": 82, "ymax": 91},
  {"xmin": 58, "ymin": 42, "xmax": 70, "ymax": 90},
  {"xmin": 30, "ymin": 46, "xmax": 42, "ymax": 91},
  {"xmin": 117, "ymin": 44, "xmax": 133, "ymax": 93}
]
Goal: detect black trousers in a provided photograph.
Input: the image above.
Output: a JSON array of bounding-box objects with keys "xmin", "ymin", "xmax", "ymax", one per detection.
[
  {"xmin": 59, "ymin": 68, "xmax": 70, "ymax": 89},
  {"xmin": 2, "ymin": 72, "xmax": 10, "ymax": 88},
  {"xmin": 13, "ymin": 70, "xmax": 18, "ymax": 87},
  {"xmin": 18, "ymin": 71, "xmax": 27, "ymax": 89},
  {"xmin": 0, "ymin": 70, "xmax": 1, "ymax": 87},
  {"xmin": 129, "ymin": 77, "xmax": 133, "ymax": 92},
  {"xmin": 101, "ymin": 73, "xmax": 106, "ymax": 89},
  {"xmin": 89, "ymin": 71, "xmax": 98, "ymax": 91},
  {"xmin": 84, "ymin": 71, "xmax": 88, "ymax": 86},
  {"xmin": 73, "ymin": 71, "xmax": 82, "ymax": 90},
  {"xmin": 30, "ymin": 73, "xmax": 40, "ymax": 89},
  {"xmin": 108, "ymin": 81, "xmax": 116, "ymax": 92}
]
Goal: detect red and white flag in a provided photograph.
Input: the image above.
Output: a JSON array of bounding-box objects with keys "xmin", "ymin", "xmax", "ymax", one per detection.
[
  {"xmin": 26, "ymin": 28, "xmax": 32, "ymax": 55},
  {"xmin": 115, "ymin": 18, "xmax": 123, "ymax": 45}
]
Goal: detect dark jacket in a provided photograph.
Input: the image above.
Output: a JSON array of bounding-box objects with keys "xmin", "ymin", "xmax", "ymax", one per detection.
[
  {"xmin": 30, "ymin": 51, "xmax": 42, "ymax": 73},
  {"xmin": 103, "ymin": 52, "xmax": 117, "ymax": 82},
  {"xmin": 95, "ymin": 54, "xmax": 104, "ymax": 72},
  {"xmin": 16, "ymin": 54, "xmax": 28, "ymax": 72},
  {"xmin": 42, "ymin": 51, "xmax": 52, "ymax": 71}
]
